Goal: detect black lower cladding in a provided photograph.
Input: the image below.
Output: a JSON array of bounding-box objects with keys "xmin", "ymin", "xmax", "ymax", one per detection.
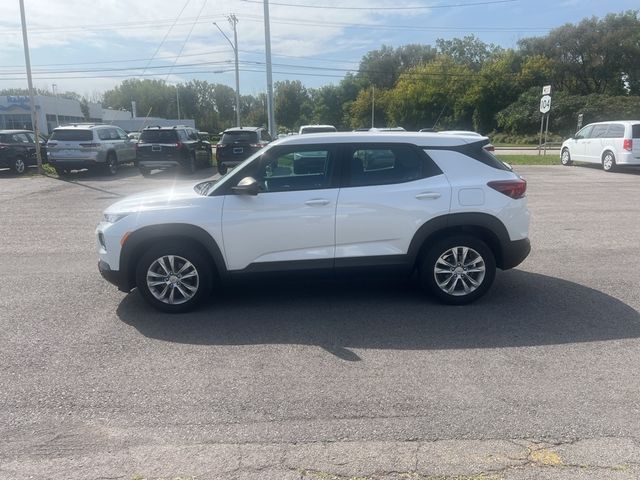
[
  {"xmin": 98, "ymin": 261, "xmax": 131, "ymax": 292},
  {"xmin": 500, "ymin": 238, "xmax": 531, "ymax": 270}
]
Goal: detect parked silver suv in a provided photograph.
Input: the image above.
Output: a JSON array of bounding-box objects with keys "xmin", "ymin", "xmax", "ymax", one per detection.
[{"xmin": 47, "ymin": 124, "xmax": 136, "ymax": 176}]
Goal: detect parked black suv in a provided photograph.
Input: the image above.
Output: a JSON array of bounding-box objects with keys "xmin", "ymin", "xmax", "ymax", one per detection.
[
  {"xmin": 0, "ymin": 130, "xmax": 47, "ymax": 174},
  {"xmin": 215, "ymin": 127, "xmax": 272, "ymax": 174},
  {"xmin": 135, "ymin": 125, "xmax": 212, "ymax": 175}
]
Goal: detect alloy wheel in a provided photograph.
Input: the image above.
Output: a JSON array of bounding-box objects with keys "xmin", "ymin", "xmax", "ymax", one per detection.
[
  {"xmin": 146, "ymin": 255, "xmax": 200, "ymax": 305},
  {"xmin": 434, "ymin": 246, "xmax": 486, "ymax": 296}
]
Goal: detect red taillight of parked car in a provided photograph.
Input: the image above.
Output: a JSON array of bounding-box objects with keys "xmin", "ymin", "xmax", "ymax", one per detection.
[
  {"xmin": 623, "ymin": 139, "xmax": 633, "ymax": 151},
  {"xmin": 79, "ymin": 143, "xmax": 101, "ymax": 148},
  {"xmin": 488, "ymin": 179, "xmax": 527, "ymax": 199},
  {"xmin": 216, "ymin": 143, "xmax": 226, "ymax": 149}
]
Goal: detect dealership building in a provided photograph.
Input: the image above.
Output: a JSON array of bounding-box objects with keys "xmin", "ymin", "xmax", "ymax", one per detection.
[{"xmin": 0, "ymin": 95, "xmax": 193, "ymax": 135}]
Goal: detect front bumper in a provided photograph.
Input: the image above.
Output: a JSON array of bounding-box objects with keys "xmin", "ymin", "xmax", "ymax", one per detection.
[
  {"xmin": 500, "ymin": 238, "xmax": 531, "ymax": 270},
  {"xmin": 98, "ymin": 260, "xmax": 131, "ymax": 292}
]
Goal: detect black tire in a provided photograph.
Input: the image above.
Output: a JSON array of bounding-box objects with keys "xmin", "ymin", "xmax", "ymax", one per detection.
[
  {"xmin": 104, "ymin": 152, "xmax": 118, "ymax": 176},
  {"xmin": 54, "ymin": 166, "xmax": 69, "ymax": 176},
  {"xmin": 217, "ymin": 163, "xmax": 228, "ymax": 175},
  {"xmin": 135, "ymin": 241, "xmax": 213, "ymax": 313},
  {"xmin": 420, "ymin": 235, "xmax": 496, "ymax": 305},
  {"xmin": 11, "ymin": 156, "xmax": 26, "ymax": 175},
  {"xmin": 560, "ymin": 148, "xmax": 572, "ymax": 166},
  {"xmin": 139, "ymin": 167, "xmax": 151, "ymax": 177},
  {"xmin": 602, "ymin": 151, "xmax": 616, "ymax": 172}
]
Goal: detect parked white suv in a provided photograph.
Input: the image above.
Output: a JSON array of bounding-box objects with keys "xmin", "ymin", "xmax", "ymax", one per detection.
[
  {"xmin": 560, "ymin": 120, "xmax": 640, "ymax": 171},
  {"xmin": 97, "ymin": 132, "xmax": 530, "ymax": 312},
  {"xmin": 47, "ymin": 124, "xmax": 136, "ymax": 176}
]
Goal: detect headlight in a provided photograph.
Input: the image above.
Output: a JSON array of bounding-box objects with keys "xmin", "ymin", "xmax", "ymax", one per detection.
[{"xmin": 103, "ymin": 213, "xmax": 129, "ymax": 223}]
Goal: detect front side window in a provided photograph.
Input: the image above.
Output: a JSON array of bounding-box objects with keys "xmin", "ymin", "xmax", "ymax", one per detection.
[
  {"xmin": 348, "ymin": 145, "xmax": 424, "ymax": 187},
  {"xmin": 116, "ymin": 128, "xmax": 128, "ymax": 140},
  {"xmin": 575, "ymin": 125, "xmax": 593, "ymax": 140},
  {"xmin": 12, "ymin": 133, "xmax": 30, "ymax": 143},
  {"xmin": 257, "ymin": 147, "xmax": 335, "ymax": 193},
  {"xmin": 97, "ymin": 129, "xmax": 111, "ymax": 141}
]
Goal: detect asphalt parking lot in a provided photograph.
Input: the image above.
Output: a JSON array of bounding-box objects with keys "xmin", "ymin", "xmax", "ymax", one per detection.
[{"xmin": 1, "ymin": 164, "xmax": 640, "ymax": 479}]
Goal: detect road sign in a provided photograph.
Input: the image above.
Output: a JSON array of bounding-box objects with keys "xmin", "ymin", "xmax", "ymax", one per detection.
[
  {"xmin": 577, "ymin": 113, "xmax": 584, "ymax": 130},
  {"xmin": 540, "ymin": 95, "xmax": 551, "ymax": 114},
  {"xmin": 542, "ymin": 85, "xmax": 551, "ymax": 95}
]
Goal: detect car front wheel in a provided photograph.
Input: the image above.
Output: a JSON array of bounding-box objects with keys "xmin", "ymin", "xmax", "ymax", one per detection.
[
  {"xmin": 135, "ymin": 242, "xmax": 212, "ymax": 313},
  {"xmin": 420, "ymin": 235, "xmax": 496, "ymax": 305}
]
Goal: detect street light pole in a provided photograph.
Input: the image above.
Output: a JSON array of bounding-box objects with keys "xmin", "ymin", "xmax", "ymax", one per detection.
[
  {"xmin": 18, "ymin": 0, "xmax": 43, "ymax": 173},
  {"xmin": 176, "ymin": 85, "xmax": 181, "ymax": 120},
  {"xmin": 264, "ymin": 0, "xmax": 276, "ymax": 138},
  {"xmin": 214, "ymin": 16, "xmax": 240, "ymax": 128}
]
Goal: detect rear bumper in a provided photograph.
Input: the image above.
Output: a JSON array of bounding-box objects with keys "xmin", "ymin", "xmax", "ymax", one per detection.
[
  {"xmin": 49, "ymin": 158, "xmax": 102, "ymax": 168},
  {"xmin": 500, "ymin": 238, "xmax": 531, "ymax": 270},
  {"xmin": 616, "ymin": 151, "xmax": 640, "ymax": 165},
  {"xmin": 137, "ymin": 160, "xmax": 182, "ymax": 169},
  {"xmin": 98, "ymin": 260, "xmax": 131, "ymax": 292}
]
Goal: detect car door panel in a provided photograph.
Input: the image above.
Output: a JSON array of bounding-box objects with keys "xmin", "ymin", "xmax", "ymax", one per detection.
[{"xmin": 335, "ymin": 144, "xmax": 451, "ymax": 261}]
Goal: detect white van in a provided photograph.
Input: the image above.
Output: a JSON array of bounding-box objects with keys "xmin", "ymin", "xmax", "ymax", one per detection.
[{"xmin": 560, "ymin": 121, "xmax": 640, "ymax": 171}]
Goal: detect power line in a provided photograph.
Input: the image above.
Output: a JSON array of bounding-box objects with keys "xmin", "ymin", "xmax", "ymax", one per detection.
[{"xmin": 238, "ymin": 0, "xmax": 518, "ymax": 10}]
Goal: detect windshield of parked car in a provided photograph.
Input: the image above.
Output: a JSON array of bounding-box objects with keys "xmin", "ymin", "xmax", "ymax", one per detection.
[
  {"xmin": 139, "ymin": 130, "xmax": 178, "ymax": 143},
  {"xmin": 221, "ymin": 131, "xmax": 258, "ymax": 143},
  {"xmin": 49, "ymin": 130, "xmax": 93, "ymax": 142}
]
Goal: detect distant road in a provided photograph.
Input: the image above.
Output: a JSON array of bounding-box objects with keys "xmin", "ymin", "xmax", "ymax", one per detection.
[{"xmin": 495, "ymin": 147, "xmax": 560, "ymax": 156}]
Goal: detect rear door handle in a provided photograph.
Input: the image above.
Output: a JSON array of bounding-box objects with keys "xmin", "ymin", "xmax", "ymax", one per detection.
[
  {"xmin": 305, "ymin": 199, "xmax": 331, "ymax": 207},
  {"xmin": 415, "ymin": 192, "xmax": 441, "ymax": 200}
]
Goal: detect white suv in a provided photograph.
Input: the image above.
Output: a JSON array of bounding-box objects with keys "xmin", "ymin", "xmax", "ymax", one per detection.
[
  {"xmin": 560, "ymin": 120, "xmax": 640, "ymax": 171},
  {"xmin": 97, "ymin": 132, "xmax": 530, "ymax": 312}
]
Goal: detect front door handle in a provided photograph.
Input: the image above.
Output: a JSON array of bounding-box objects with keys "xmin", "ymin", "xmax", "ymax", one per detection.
[
  {"xmin": 415, "ymin": 192, "xmax": 441, "ymax": 200},
  {"xmin": 305, "ymin": 199, "xmax": 331, "ymax": 207}
]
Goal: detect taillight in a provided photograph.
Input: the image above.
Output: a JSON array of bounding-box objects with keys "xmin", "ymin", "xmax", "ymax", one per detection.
[
  {"xmin": 47, "ymin": 142, "xmax": 57, "ymax": 147},
  {"xmin": 249, "ymin": 143, "xmax": 266, "ymax": 148},
  {"xmin": 623, "ymin": 139, "xmax": 632, "ymax": 151},
  {"xmin": 79, "ymin": 143, "xmax": 101, "ymax": 148},
  {"xmin": 175, "ymin": 142, "xmax": 183, "ymax": 149},
  {"xmin": 488, "ymin": 179, "xmax": 527, "ymax": 199},
  {"xmin": 216, "ymin": 143, "xmax": 226, "ymax": 149}
]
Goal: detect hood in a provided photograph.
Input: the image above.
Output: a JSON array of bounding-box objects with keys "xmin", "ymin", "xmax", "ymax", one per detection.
[{"xmin": 104, "ymin": 184, "xmax": 202, "ymax": 215}]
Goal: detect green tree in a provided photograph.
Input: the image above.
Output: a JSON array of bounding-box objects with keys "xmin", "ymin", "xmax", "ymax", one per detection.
[
  {"xmin": 274, "ymin": 80, "xmax": 311, "ymax": 130},
  {"xmin": 436, "ymin": 35, "xmax": 501, "ymax": 70}
]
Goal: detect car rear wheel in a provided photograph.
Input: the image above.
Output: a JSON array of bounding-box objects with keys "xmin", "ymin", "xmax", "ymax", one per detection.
[
  {"xmin": 104, "ymin": 153, "xmax": 118, "ymax": 176},
  {"xmin": 139, "ymin": 167, "xmax": 151, "ymax": 177},
  {"xmin": 54, "ymin": 167, "xmax": 69, "ymax": 176},
  {"xmin": 183, "ymin": 153, "xmax": 197, "ymax": 174},
  {"xmin": 561, "ymin": 148, "xmax": 572, "ymax": 166},
  {"xmin": 217, "ymin": 163, "xmax": 227, "ymax": 175},
  {"xmin": 420, "ymin": 235, "xmax": 496, "ymax": 305},
  {"xmin": 11, "ymin": 156, "xmax": 26, "ymax": 175},
  {"xmin": 135, "ymin": 242, "xmax": 213, "ymax": 313},
  {"xmin": 602, "ymin": 151, "xmax": 616, "ymax": 172}
]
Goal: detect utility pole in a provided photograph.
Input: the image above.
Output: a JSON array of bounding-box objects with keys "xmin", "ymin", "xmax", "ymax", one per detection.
[
  {"xmin": 214, "ymin": 16, "xmax": 240, "ymax": 127},
  {"xmin": 371, "ymin": 86, "xmax": 375, "ymax": 129},
  {"xmin": 19, "ymin": 0, "xmax": 43, "ymax": 173},
  {"xmin": 52, "ymin": 83, "xmax": 60, "ymax": 127},
  {"xmin": 264, "ymin": 0, "xmax": 276, "ymax": 138}
]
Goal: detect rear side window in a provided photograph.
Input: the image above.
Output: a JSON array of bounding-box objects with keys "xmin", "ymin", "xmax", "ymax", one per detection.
[
  {"xmin": 606, "ymin": 124, "xmax": 625, "ymax": 138},
  {"xmin": 424, "ymin": 141, "xmax": 510, "ymax": 171},
  {"xmin": 222, "ymin": 131, "xmax": 258, "ymax": 143},
  {"xmin": 50, "ymin": 129, "xmax": 93, "ymax": 141},
  {"xmin": 632, "ymin": 125, "xmax": 640, "ymax": 138},
  {"xmin": 140, "ymin": 130, "xmax": 178, "ymax": 143},
  {"xmin": 348, "ymin": 145, "xmax": 426, "ymax": 187}
]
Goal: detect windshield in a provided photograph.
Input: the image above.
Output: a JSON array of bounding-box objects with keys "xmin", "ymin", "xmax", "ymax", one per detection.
[{"xmin": 201, "ymin": 146, "xmax": 268, "ymax": 195}]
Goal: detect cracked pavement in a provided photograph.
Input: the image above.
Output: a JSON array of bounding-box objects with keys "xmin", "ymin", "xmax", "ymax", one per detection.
[{"xmin": 1, "ymin": 165, "xmax": 640, "ymax": 479}]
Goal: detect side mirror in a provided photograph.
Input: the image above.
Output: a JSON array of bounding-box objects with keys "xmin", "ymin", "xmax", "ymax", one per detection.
[{"xmin": 231, "ymin": 176, "xmax": 260, "ymax": 196}]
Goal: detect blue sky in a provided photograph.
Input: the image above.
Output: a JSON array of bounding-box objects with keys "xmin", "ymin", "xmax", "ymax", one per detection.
[{"xmin": 0, "ymin": 0, "xmax": 637, "ymax": 99}]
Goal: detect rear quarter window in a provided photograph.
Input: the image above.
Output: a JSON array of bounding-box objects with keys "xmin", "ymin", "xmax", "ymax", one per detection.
[
  {"xmin": 427, "ymin": 141, "xmax": 510, "ymax": 171},
  {"xmin": 50, "ymin": 130, "xmax": 93, "ymax": 142},
  {"xmin": 606, "ymin": 124, "xmax": 625, "ymax": 138}
]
